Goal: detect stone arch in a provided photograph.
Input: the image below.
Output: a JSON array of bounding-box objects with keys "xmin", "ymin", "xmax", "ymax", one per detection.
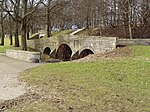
[
  {"xmin": 50, "ymin": 49, "xmax": 57, "ymax": 58},
  {"xmin": 79, "ymin": 49, "xmax": 94, "ymax": 58},
  {"xmin": 43, "ymin": 47, "xmax": 51, "ymax": 55},
  {"xmin": 72, "ymin": 51, "xmax": 80, "ymax": 60},
  {"xmin": 56, "ymin": 44, "xmax": 72, "ymax": 61}
]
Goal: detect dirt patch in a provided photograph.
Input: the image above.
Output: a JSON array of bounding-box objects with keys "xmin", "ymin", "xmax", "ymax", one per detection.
[
  {"xmin": 74, "ymin": 47, "xmax": 132, "ymax": 62},
  {"xmin": 0, "ymin": 91, "xmax": 41, "ymax": 111},
  {"xmin": 0, "ymin": 87, "xmax": 65, "ymax": 112}
]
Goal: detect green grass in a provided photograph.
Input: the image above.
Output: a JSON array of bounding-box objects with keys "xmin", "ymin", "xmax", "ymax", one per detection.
[
  {"xmin": 52, "ymin": 30, "xmax": 73, "ymax": 37},
  {"xmin": 0, "ymin": 46, "xmax": 23, "ymax": 53},
  {"xmin": 132, "ymin": 45, "xmax": 150, "ymax": 58},
  {"xmin": 29, "ymin": 33, "xmax": 39, "ymax": 39},
  {"xmin": 41, "ymin": 30, "xmax": 73, "ymax": 39},
  {"xmin": 5, "ymin": 45, "xmax": 150, "ymax": 112},
  {"xmin": 0, "ymin": 37, "xmax": 22, "ymax": 53}
]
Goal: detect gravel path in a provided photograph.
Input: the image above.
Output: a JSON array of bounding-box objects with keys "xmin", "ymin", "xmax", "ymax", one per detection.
[{"xmin": 0, "ymin": 54, "xmax": 40, "ymax": 101}]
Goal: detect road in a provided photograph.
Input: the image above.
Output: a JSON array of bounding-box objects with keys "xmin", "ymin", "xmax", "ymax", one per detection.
[{"xmin": 0, "ymin": 53, "xmax": 39, "ymax": 101}]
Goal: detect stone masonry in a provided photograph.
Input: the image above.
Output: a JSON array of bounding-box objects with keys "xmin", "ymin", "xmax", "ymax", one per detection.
[
  {"xmin": 6, "ymin": 50, "xmax": 41, "ymax": 62},
  {"xmin": 27, "ymin": 35, "xmax": 117, "ymax": 56}
]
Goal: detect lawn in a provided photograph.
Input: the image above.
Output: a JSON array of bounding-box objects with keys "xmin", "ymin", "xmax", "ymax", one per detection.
[
  {"xmin": 5, "ymin": 45, "xmax": 150, "ymax": 112},
  {"xmin": 0, "ymin": 37, "xmax": 22, "ymax": 53},
  {"xmin": 52, "ymin": 30, "xmax": 73, "ymax": 37}
]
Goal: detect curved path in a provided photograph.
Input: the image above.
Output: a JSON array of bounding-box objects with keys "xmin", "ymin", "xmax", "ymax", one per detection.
[{"xmin": 0, "ymin": 53, "xmax": 40, "ymax": 101}]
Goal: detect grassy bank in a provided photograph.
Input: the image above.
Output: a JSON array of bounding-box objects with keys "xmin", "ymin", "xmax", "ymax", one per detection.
[
  {"xmin": 52, "ymin": 30, "xmax": 73, "ymax": 37},
  {"xmin": 5, "ymin": 46, "xmax": 150, "ymax": 112}
]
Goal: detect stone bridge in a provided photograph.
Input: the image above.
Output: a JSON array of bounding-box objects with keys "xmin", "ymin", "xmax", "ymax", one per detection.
[{"xmin": 27, "ymin": 36, "xmax": 117, "ymax": 61}]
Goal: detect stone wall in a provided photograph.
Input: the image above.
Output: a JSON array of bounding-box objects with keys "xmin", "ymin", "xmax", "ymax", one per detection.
[
  {"xmin": 80, "ymin": 36, "xmax": 117, "ymax": 53},
  {"xmin": 27, "ymin": 37, "xmax": 59, "ymax": 53},
  {"xmin": 117, "ymin": 39, "xmax": 150, "ymax": 46},
  {"xmin": 6, "ymin": 50, "xmax": 41, "ymax": 62}
]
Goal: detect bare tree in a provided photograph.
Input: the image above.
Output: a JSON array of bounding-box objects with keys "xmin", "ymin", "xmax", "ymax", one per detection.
[
  {"xmin": 41, "ymin": 0, "xmax": 67, "ymax": 37},
  {"xmin": 0, "ymin": 0, "xmax": 6, "ymax": 45}
]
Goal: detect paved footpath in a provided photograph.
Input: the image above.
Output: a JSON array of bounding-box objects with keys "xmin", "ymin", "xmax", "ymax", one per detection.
[{"xmin": 0, "ymin": 53, "xmax": 40, "ymax": 101}]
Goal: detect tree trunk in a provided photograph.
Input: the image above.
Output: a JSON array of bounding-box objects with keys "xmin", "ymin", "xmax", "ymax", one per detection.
[
  {"xmin": 0, "ymin": 15, "xmax": 4, "ymax": 45},
  {"xmin": 27, "ymin": 25, "xmax": 30, "ymax": 40},
  {"xmin": 9, "ymin": 28, "xmax": 13, "ymax": 45},
  {"xmin": 10, "ymin": 34, "xmax": 13, "ymax": 45},
  {"xmin": 21, "ymin": 19, "xmax": 27, "ymax": 50},
  {"xmin": 128, "ymin": 23, "xmax": 133, "ymax": 39},
  {"xmin": 9, "ymin": 16, "xmax": 13, "ymax": 45},
  {"xmin": 128, "ymin": 0, "xmax": 133, "ymax": 39},
  {"xmin": 21, "ymin": 0, "xmax": 27, "ymax": 50},
  {"xmin": 14, "ymin": 0, "xmax": 20, "ymax": 47},
  {"xmin": 0, "ymin": 25, "xmax": 4, "ymax": 45},
  {"xmin": 14, "ymin": 21, "xmax": 20, "ymax": 47},
  {"xmin": 46, "ymin": 17, "xmax": 51, "ymax": 37},
  {"xmin": 46, "ymin": 0, "xmax": 52, "ymax": 37},
  {"xmin": 86, "ymin": 15, "xmax": 90, "ymax": 29}
]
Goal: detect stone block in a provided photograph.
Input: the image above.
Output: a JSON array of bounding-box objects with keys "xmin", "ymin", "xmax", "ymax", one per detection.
[{"xmin": 6, "ymin": 50, "xmax": 41, "ymax": 63}]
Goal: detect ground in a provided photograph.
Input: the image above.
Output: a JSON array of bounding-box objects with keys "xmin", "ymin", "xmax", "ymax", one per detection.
[
  {"xmin": 0, "ymin": 45, "xmax": 149, "ymax": 112},
  {"xmin": 0, "ymin": 53, "xmax": 40, "ymax": 110}
]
